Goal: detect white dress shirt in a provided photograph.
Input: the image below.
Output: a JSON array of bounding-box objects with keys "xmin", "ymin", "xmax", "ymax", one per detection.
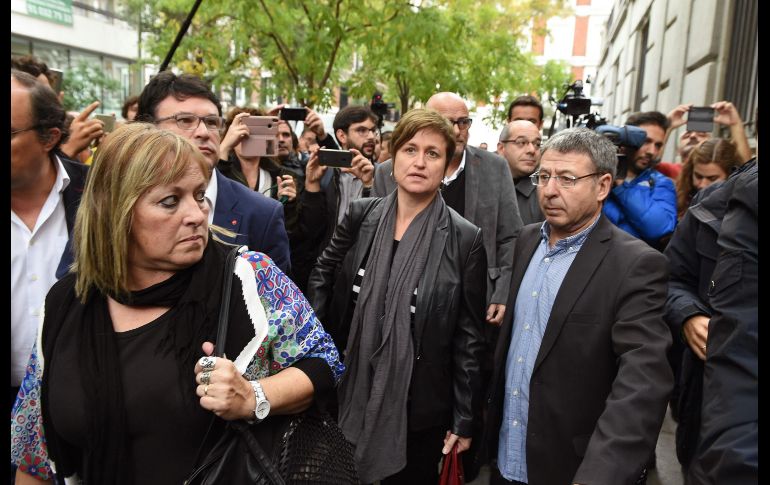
[
  {"xmin": 204, "ymin": 167, "xmax": 219, "ymax": 225},
  {"xmin": 11, "ymin": 157, "xmax": 70, "ymax": 387},
  {"xmin": 442, "ymin": 149, "xmax": 467, "ymax": 185}
]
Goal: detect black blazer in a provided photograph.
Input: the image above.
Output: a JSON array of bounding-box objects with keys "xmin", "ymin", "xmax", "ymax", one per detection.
[
  {"xmin": 307, "ymin": 197, "xmax": 487, "ymax": 436},
  {"xmin": 54, "ymin": 156, "xmax": 89, "ymax": 279},
  {"xmin": 485, "ymin": 215, "xmax": 673, "ymax": 485}
]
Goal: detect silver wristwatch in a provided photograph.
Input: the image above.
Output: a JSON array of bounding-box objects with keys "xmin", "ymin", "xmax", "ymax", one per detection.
[{"xmin": 250, "ymin": 381, "xmax": 271, "ymax": 422}]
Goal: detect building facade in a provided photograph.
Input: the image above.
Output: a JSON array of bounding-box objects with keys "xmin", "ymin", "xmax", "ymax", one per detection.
[
  {"xmin": 532, "ymin": 0, "xmax": 613, "ymax": 101},
  {"xmin": 593, "ymin": 0, "xmax": 757, "ymax": 160},
  {"xmin": 11, "ymin": 0, "xmax": 140, "ymax": 115}
]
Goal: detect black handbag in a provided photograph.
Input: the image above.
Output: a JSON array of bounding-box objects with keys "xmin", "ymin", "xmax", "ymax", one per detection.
[{"xmin": 185, "ymin": 246, "xmax": 358, "ymax": 485}]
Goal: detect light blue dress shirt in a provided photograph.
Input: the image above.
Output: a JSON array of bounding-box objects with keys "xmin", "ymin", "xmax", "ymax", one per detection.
[{"xmin": 498, "ymin": 217, "xmax": 599, "ymax": 483}]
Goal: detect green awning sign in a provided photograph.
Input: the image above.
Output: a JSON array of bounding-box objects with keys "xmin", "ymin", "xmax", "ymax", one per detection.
[{"xmin": 27, "ymin": 0, "xmax": 74, "ymax": 26}]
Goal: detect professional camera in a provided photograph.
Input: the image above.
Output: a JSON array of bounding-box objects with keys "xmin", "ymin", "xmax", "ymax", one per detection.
[
  {"xmin": 370, "ymin": 91, "xmax": 392, "ymax": 128},
  {"xmin": 548, "ymin": 79, "xmax": 647, "ymax": 179},
  {"xmin": 548, "ymin": 80, "xmax": 603, "ymax": 136},
  {"xmin": 556, "ymin": 80, "xmax": 592, "ymax": 117},
  {"xmin": 595, "ymin": 124, "xmax": 647, "ymax": 180}
]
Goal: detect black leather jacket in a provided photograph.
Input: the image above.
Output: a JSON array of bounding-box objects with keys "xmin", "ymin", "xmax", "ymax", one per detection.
[{"xmin": 307, "ymin": 196, "xmax": 487, "ymax": 436}]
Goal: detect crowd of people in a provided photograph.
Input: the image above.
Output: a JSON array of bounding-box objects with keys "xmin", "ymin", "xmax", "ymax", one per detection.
[{"xmin": 11, "ymin": 53, "xmax": 757, "ymax": 485}]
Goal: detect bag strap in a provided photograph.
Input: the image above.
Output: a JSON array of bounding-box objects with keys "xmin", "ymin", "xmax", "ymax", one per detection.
[
  {"xmin": 206, "ymin": 245, "xmax": 285, "ymax": 485},
  {"xmin": 231, "ymin": 421, "xmax": 286, "ymax": 485},
  {"xmin": 189, "ymin": 245, "xmax": 242, "ymax": 470},
  {"xmin": 214, "ymin": 245, "xmax": 242, "ymax": 357}
]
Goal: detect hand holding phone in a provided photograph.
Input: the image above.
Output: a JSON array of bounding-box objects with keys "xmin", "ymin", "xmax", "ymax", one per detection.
[
  {"xmin": 317, "ymin": 148, "xmax": 353, "ymax": 168},
  {"xmin": 240, "ymin": 116, "xmax": 279, "ymax": 157},
  {"xmin": 686, "ymin": 107, "xmax": 715, "ymax": 133}
]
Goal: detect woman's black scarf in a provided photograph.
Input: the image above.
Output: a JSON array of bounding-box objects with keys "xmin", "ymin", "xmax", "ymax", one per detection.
[
  {"xmin": 41, "ymin": 237, "xmax": 232, "ymax": 484},
  {"xmin": 337, "ymin": 191, "xmax": 444, "ymax": 482}
]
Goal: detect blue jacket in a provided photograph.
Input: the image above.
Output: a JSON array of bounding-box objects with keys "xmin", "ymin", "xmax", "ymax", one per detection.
[
  {"xmin": 603, "ymin": 168, "xmax": 677, "ymax": 245},
  {"xmin": 212, "ymin": 169, "xmax": 292, "ymax": 274}
]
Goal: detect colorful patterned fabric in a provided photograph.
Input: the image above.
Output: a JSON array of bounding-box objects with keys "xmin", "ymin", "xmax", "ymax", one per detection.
[
  {"xmin": 11, "ymin": 345, "xmax": 53, "ymax": 480},
  {"xmin": 10, "ymin": 251, "xmax": 344, "ymax": 480}
]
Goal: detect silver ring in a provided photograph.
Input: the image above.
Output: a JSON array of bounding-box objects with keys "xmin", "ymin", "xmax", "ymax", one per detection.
[
  {"xmin": 201, "ymin": 370, "xmax": 212, "ymax": 385},
  {"xmin": 199, "ymin": 356, "xmax": 216, "ymax": 371},
  {"xmin": 204, "ymin": 384, "xmax": 209, "ymax": 396},
  {"xmin": 701, "ymin": 345, "xmax": 707, "ymax": 351}
]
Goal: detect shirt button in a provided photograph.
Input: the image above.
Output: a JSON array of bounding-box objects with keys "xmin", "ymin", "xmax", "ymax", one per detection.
[
  {"xmin": 525, "ymin": 324, "xmax": 530, "ymax": 330},
  {"xmin": 513, "ymin": 419, "xmax": 519, "ymax": 426},
  {"xmin": 513, "ymin": 389, "xmax": 519, "ymax": 396},
  {"xmin": 544, "ymin": 257, "xmax": 550, "ymax": 263},
  {"xmin": 30, "ymin": 275, "xmax": 38, "ymax": 281},
  {"xmin": 31, "ymin": 310, "xmax": 39, "ymax": 317},
  {"xmin": 517, "ymin": 356, "xmax": 523, "ymax": 363},
  {"xmin": 532, "ymin": 291, "xmax": 538, "ymax": 297}
]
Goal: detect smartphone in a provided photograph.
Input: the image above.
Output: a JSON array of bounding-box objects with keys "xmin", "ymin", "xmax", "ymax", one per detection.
[
  {"xmin": 240, "ymin": 116, "xmax": 279, "ymax": 157},
  {"xmin": 95, "ymin": 114, "xmax": 115, "ymax": 133},
  {"xmin": 318, "ymin": 148, "xmax": 353, "ymax": 168},
  {"xmin": 686, "ymin": 107, "xmax": 715, "ymax": 133},
  {"xmin": 48, "ymin": 68, "xmax": 63, "ymax": 94},
  {"xmin": 280, "ymin": 107, "xmax": 307, "ymax": 121}
]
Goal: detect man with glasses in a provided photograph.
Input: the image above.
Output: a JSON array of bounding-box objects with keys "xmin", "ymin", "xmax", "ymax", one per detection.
[
  {"xmin": 311, "ymin": 105, "xmax": 376, "ymax": 237},
  {"xmin": 485, "ymin": 128, "xmax": 672, "ymax": 485},
  {"xmin": 135, "ymin": 71, "xmax": 291, "ymax": 274},
  {"xmin": 498, "ymin": 120, "xmax": 544, "ymax": 225},
  {"xmin": 11, "ymin": 70, "xmax": 90, "ymax": 421}
]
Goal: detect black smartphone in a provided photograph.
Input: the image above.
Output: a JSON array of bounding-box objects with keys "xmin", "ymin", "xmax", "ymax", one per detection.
[
  {"xmin": 280, "ymin": 107, "xmax": 307, "ymax": 121},
  {"xmin": 686, "ymin": 107, "xmax": 715, "ymax": 133},
  {"xmin": 318, "ymin": 148, "xmax": 353, "ymax": 168}
]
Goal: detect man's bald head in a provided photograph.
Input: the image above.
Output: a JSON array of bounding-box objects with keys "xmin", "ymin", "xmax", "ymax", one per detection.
[
  {"xmin": 426, "ymin": 92, "xmax": 468, "ymax": 113},
  {"xmin": 426, "ymin": 92, "xmax": 470, "ymax": 161}
]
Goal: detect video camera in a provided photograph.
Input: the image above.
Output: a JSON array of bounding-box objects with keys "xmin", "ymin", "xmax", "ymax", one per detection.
[
  {"xmin": 549, "ymin": 80, "xmax": 647, "ymax": 179},
  {"xmin": 370, "ymin": 91, "xmax": 391, "ymax": 128},
  {"xmin": 595, "ymin": 124, "xmax": 647, "ymax": 180}
]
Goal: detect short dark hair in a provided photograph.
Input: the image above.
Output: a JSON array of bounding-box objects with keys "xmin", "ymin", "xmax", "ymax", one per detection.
[
  {"xmin": 121, "ymin": 95, "xmax": 139, "ymax": 120},
  {"xmin": 391, "ymin": 108, "xmax": 456, "ymax": 170},
  {"xmin": 507, "ymin": 95, "xmax": 544, "ymax": 122},
  {"xmin": 332, "ymin": 105, "xmax": 378, "ymax": 144},
  {"xmin": 223, "ymin": 106, "xmax": 266, "ymax": 133},
  {"xmin": 626, "ymin": 111, "xmax": 670, "ymax": 131},
  {"xmin": 11, "ymin": 68, "xmax": 69, "ymax": 151},
  {"xmin": 11, "ymin": 55, "xmax": 55, "ymax": 86},
  {"xmin": 136, "ymin": 71, "xmax": 222, "ymax": 122},
  {"xmin": 381, "ymin": 130, "xmax": 393, "ymax": 142}
]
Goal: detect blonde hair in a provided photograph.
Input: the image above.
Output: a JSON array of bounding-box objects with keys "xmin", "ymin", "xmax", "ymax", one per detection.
[
  {"xmin": 675, "ymin": 137, "xmax": 742, "ymax": 218},
  {"xmin": 73, "ymin": 122, "xmax": 211, "ymax": 301}
]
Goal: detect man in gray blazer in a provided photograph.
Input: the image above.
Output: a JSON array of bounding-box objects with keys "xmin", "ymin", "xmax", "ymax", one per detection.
[{"xmin": 374, "ymin": 92, "xmax": 522, "ymax": 326}]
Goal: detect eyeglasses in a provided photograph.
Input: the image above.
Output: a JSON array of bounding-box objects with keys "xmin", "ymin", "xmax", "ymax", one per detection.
[
  {"xmin": 448, "ymin": 118, "xmax": 473, "ymax": 131},
  {"xmin": 530, "ymin": 171, "xmax": 602, "ymax": 188},
  {"xmin": 351, "ymin": 126, "xmax": 379, "ymax": 137},
  {"xmin": 501, "ymin": 138, "xmax": 541, "ymax": 149},
  {"xmin": 11, "ymin": 126, "xmax": 39, "ymax": 138},
  {"xmin": 155, "ymin": 113, "xmax": 224, "ymax": 133}
]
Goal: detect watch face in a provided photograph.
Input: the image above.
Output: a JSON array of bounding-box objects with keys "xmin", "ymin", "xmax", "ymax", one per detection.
[{"xmin": 256, "ymin": 401, "xmax": 270, "ymax": 420}]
